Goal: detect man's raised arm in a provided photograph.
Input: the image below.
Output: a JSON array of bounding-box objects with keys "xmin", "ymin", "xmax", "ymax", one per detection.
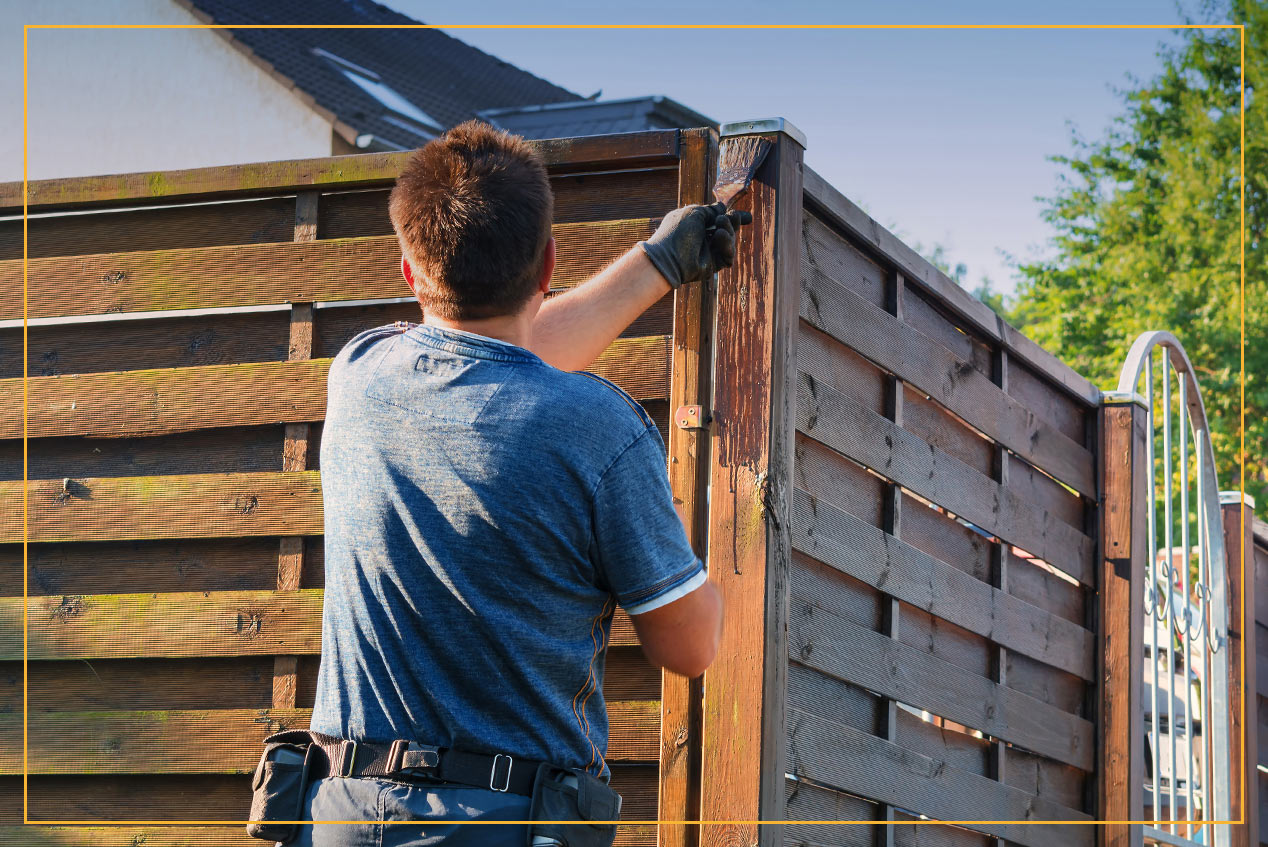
[{"xmin": 530, "ymin": 203, "xmax": 750, "ymax": 372}]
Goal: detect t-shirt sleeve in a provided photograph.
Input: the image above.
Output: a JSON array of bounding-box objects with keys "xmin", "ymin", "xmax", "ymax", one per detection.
[{"xmin": 592, "ymin": 428, "xmax": 706, "ymax": 616}]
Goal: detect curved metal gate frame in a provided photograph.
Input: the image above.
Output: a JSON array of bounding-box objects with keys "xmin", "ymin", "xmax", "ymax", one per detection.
[{"xmin": 1116, "ymin": 331, "xmax": 1232, "ymax": 847}]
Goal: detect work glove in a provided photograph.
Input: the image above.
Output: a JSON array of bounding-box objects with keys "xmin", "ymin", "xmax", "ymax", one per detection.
[{"xmin": 638, "ymin": 202, "xmax": 753, "ymax": 290}]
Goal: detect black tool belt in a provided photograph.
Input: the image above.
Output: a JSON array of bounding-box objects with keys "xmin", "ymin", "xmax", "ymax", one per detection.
[
  {"xmin": 247, "ymin": 729, "xmax": 620, "ymax": 846},
  {"xmin": 265, "ymin": 728, "xmax": 541, "ymax": 795},
  {"xmin": 307, "ymin": 729, "xmax": 541, "ymax": 795}
]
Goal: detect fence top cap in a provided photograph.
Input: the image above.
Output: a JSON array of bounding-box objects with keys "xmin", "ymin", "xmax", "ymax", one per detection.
[
  {"xmin": 1100, "ymin": 390, "xmax": 1148, "ymax": 409},
  {"xmin": 1219, "ymin": 490, "xmax": 1257, "ymax": 509},
  {"xmin": 719, "ymin": 118, "xmax": 807, "ymax": 148}
]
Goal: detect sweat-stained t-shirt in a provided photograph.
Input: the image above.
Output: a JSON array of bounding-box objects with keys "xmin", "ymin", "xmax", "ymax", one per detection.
[{"xmin": 309, "ymin": 322, "xmax": 705, "ymax": 779}]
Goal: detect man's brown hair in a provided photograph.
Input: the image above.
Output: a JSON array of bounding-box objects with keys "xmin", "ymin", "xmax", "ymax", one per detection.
[{"xmin": 389, "ymin": 120, "xmax": 553, "ymax": 320}]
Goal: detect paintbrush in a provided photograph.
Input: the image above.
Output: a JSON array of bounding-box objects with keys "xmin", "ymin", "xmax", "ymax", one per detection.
[{"xmin": 712, "ymin": 135, "xmax": 772, "ymax": 209}]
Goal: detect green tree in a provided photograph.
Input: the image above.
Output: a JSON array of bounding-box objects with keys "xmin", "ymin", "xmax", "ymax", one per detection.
[{"xmin": 1010, "ymin": 0, "xmax": 1267, "ymax": 518}]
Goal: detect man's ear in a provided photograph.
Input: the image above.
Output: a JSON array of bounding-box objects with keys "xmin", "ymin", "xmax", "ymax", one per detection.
[
  {"xmin": 401, "ymin": 255, "xmax": 416, "ymax": 294},
  {"xmin": 538, "ymin": 237, "xmax": 556, "ymax": 294}
]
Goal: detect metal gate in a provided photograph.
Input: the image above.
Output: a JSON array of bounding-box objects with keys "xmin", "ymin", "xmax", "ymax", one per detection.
[{"xmin": 1116, "ymin": 331, "xmax": 1233, "ymax": 847}]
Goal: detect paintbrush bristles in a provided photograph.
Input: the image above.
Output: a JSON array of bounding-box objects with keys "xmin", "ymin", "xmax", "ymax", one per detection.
[{"xmin": 713, "ymin": 136, "xmax": 773, "ymax": 208}]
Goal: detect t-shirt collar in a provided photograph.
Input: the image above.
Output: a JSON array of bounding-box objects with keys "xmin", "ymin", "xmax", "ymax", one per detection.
[{"xmin": 400, "ymin": 321, "xmax": 542, "ymax": 364}]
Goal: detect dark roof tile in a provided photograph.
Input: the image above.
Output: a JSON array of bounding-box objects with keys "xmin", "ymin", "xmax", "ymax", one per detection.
[{"xmin": 184, "ymin": 0, "xmax": 582, "ymax": 149}]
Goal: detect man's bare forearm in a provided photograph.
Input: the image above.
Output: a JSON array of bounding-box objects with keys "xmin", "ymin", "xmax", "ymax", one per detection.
[{"xmin": 530, "ymin": 246, "xmax": 672, "ymax": 373}]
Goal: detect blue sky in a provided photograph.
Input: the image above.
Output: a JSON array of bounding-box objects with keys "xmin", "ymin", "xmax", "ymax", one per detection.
[{"xmin": 383, "ymin": 0, "xmax": 1210, "ymax": 297}]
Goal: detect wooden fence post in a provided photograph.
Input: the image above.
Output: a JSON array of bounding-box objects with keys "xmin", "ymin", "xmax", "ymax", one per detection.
[
  {"xmin": 1099, "ymin": 393, "xmax": 1146, "ymax": 847},
  {"xmin": 660, "ymin": 126, "xmax": 718, "ymax": 847},
  {"xmin": 1222, "ymin": 491, "xmax": 1258, "ymax": 847},
  {"xmin": 272, "ymin": 190, "xmax": 319, "ymax": 710},
  {"xmin": 698, "ymin": 119, "xmax": 804, "ymax": 847}
]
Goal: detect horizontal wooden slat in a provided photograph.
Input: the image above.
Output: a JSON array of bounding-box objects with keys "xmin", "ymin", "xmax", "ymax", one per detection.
[
  {"xmin": 0, "ymin": 130, "xmax": 683, "ymax": 213},
  {"xmin": 2, "ymin": 219, "xmax": 654, "ymax": 322},
  {"xmin": 799, "ymin": 266, "xmax": 1095, "ymax": 495},
  {"xmin": 0, "ymin": 196, "xmax": 297, "ymax": 261},
  {"xmin": 3, "ymin": 334, "xmax": 672, "ymax": 440},
  {"xmin": 801, "ymin": 167, "xmax": 1101, "ymax": 407},
  {"xmin": 791, "ymin": 488, "xmax": 1093, "ymax": 679},
  {"xmin": 0, "ymin": 590, "xmax": 642, "ymax": 661},
  {"xmin": 0, "ymin": 826, "xmax": 658, "ymax": 846},
  {"xmin": 0, "ymin": 826, "xmax": 259, "ymax": 845},
  {"xmin": 789, "ymin": 589, "xmax": 1094, "ymax": 770},
  {"xmin": 784, "ymin": 779, "xmax": 877, "ymax": 847},
  {"xmin": 796, "ymin": 372, "xmax": 1095, "ymax": 585},
  {"xmin": 4, "ymin": 701, "xmax": 660, "ymax": 774},
  {"xmin": 787, "ymin": 707, "xmax": 1092, "ymax": 847},
  {"xmin": 6, "ymin": 589, "xmax": 322, "ymax": 661},
  {"xmin": 1, "ymin": 471, "xmax": 323, "ymax": 544},
  {"xmin": 7, "ymin": 309, "xmax": 292, "ymax": 380},
  {"xmin": 3, "ymin": 360, "xmax": 328, "ymax": 440}
]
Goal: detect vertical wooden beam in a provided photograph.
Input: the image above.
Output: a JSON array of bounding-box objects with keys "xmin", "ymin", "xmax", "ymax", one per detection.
[
  {"xmin": 660, "ymin": 126, "xmax": 718, "ymax": 847},
  {"xmin": 699, "ymin": 120, "xmax": 804, "ymax": 847},
  {"xmin": 1098, "ymin": 394, "xmax": 1147, "ymax": 847},
  {"xmin": 990, "ymin": 347, "xmax": 1010, "ymax": 847},
  {"xmin": 1222, "ymin": 491, "xmax": 1258, "ymax": 847},
  {"xmin": 877, "ymin": 272, "xmax": 906, "ymax": 847},
  {"xmin": 272, "ymin": 190, "xmax": 319, "ymax": 711}
]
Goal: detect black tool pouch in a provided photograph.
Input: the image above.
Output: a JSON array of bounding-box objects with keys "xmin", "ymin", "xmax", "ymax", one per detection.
[
  {"xmin": 246, "ymin": 729, "xmax": 315, "ymax": 843},
  {"xmin": 527, "ymin": 763, "xmax": 622, "ymax": 847}
]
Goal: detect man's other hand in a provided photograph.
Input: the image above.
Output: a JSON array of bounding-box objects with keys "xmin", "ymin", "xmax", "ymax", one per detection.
[{"xmin": 638, "ymin": 202, "xmax": 753, "ymax": 290}]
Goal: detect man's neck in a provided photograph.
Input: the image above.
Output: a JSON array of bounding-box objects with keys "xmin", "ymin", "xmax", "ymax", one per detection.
[{"xmin": 422, "ymin": 311, "xmax": 535, "ymax": 350}]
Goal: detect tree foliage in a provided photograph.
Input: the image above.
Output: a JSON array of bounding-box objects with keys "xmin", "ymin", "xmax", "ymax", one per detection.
[{"xmin": 1010, "ymin": 0, "xmax": 1266, "ymax": 518}]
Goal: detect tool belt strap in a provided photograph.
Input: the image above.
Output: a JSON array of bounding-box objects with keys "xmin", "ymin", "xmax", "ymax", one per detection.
[{"xmin": 289, "ymin": 730, "xmax": 542, "ymax": 796}]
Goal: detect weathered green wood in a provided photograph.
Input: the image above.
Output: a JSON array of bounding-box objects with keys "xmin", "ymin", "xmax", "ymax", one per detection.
[
  {"xmin": 1, "ymin": 220, "xmax": 653, "ymax": 322},
  {"xmin": 0, "ymin": 590, "xmax": 642, "ymax": 660},
  {"xmin": 2, "ymin": 334, "xmax": 672, "ymax": 440}
]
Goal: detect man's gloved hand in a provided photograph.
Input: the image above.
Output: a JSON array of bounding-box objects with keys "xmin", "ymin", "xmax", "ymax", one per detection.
[{"xmin": 638, "ymin": 202, "xmax": 753, "ymax": 290}]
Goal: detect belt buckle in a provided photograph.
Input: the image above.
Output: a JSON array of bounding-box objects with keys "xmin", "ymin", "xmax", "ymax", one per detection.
[
  {"xmin": 489, "ymin": 753, "xmax": 513, "ymax": 792},
  {"xmin": 338, "ymin": 739, "xmax": 358, "ymax": 778},
  {"xmin": 400, "ymin": 742, "xmax": 440, "ymax": 770}
]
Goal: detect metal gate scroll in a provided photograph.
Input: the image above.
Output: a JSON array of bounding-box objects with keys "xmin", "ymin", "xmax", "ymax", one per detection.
[{"xmin": 1116, "ymin": 331, "xmax": 1233, "ymax": 847}]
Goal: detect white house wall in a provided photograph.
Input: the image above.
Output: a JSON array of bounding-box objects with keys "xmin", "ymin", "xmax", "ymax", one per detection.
[{"xmin": 2, "ymin": 0, "xmax": 335, "ymax": 182}]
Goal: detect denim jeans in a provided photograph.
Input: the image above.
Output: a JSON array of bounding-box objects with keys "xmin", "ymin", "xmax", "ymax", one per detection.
[{"xmin": 288, "ymin": 775, "xmax": 531, "ymax": 846}]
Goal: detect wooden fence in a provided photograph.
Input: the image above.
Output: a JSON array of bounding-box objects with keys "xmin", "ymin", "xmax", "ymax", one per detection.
[
  {"xmin": 0, "ymin": 121, "xmax": 1255, "ymax": 847},
  {"xmin": 0, "ymin": 129, "xmax": 707, "ymax": 846}
]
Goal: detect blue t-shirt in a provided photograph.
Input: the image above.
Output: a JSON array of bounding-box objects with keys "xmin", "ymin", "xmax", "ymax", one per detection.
[{"xmin": 309, "ymin": 322, "xmax": 704, "ymax": 779}]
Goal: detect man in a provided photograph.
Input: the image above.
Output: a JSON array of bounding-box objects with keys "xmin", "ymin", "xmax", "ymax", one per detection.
[{"xmin": 295, "ymin": 121, "xmax": 744, "ymax": 846}]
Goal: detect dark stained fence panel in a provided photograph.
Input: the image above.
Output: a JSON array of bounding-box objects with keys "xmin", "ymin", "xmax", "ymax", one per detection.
[{"xmin": 784, "ymin": 176, "xmax": 1099, "ymax": 841}]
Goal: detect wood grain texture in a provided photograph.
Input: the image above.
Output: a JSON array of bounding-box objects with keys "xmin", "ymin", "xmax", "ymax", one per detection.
[
  {"xmin": 785, "ymin": 707, "xmax": 1092, "ymax": 847},
  {"xmin": 3, "ymin": 219, "xmax": 653, "ymax": 321},
  {"xmin": 1097, "ymin": 402, "xmax": 1145, "ymax": 847},
  {"xmin": 1227, "ymin": 499, "xmax": 1259, "ymax": 847},
  {"xmin": 795, "ymin": 371, "xmax": 1095, "ymax": 585},
  {"xmin": 788, "ymin": 589, "xmax": 1094, "ymax": 771},
  {"xmin": 6, "ymin": 701, "xmax": 660, "ymax": 774},
  {"xmin": 800, "ymin": 167, "xmax": 1101, "ymax": 408},
  {"xmin": 6, "ymin": 537, "xmax": 282, "ymax": 597},
  {"xmin": 659, "ymin": 126, "xmax": 714, "ymax": 847},
  {"xmin": 0, "ymin": 590, "xmax": 643, "ymax": 661},
  {"xmin": 1, "ymin": 360, "xmax": 330, "ymax": 440},
  {"xmin": 4, "ymin": 334, "xmax": 673, "ymax": 441},
  {"xmin": 8, "ymin": 310, "xmax": 291, "ymax": 380},
  {"xmin": 790, "ymin": 488, "xmax": 1093, "ymax": 679},
  {"xmin": 0, "ymin": 471, "xmax": 324, "ymax": 543},
  {"xmin": 699, "ymin": 130, "xmax": 803, "ymax": 847},
  {"xmin": 798, "ymin": 264, "xmax": 1095, "ymax": 495},
  {"xmin": 0, "ymin": 196, "xmax": 296, "ymax": 261},
  {"xmin": 0, "ymin": 130, "xmax": 683, "ymax": 213}
]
